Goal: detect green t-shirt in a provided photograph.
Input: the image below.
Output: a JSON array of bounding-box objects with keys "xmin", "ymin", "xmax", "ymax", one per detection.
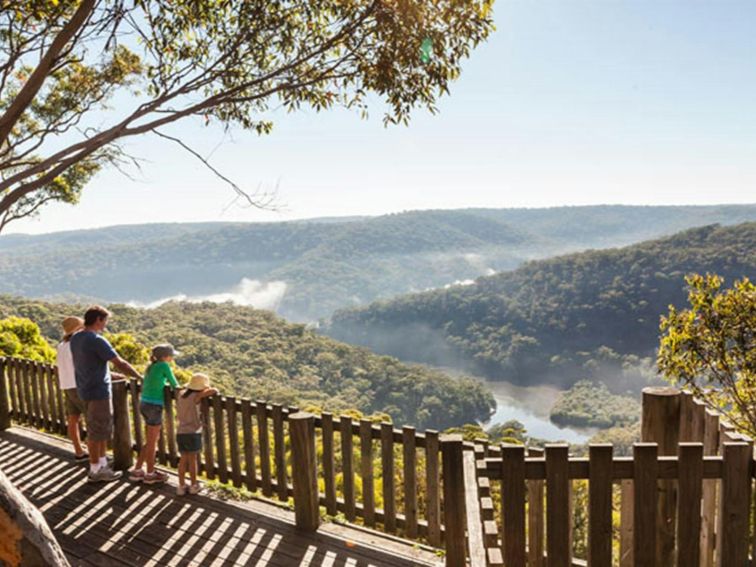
[{"xmin": 141, "ymin": 361, "xmax": 179, "ymax": 406}]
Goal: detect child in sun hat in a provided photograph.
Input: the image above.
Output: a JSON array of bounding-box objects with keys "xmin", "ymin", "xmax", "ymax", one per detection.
[
  {"xmin": 129, "ymin": 344, "xmax": 180, "ymax": 484},
  {"xmin": 56, "ymin": 316, "xmax": 87, "ymax": 460},
  {"xmin": 175, "ymin": 373, "xmax": 217, "ymax": 495}
]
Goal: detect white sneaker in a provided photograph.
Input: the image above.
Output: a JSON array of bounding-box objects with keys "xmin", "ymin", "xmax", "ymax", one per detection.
[
  {"xmin": 188, "ymin": 483, "xmax": 201, "ymax": 495},
  {"xmin": 88, "ymin": 467, "xmax": 122, "ymax": 483},
  {"xmin": 176, "ymin": 484, "xmax": 186, "ymax": 496}
]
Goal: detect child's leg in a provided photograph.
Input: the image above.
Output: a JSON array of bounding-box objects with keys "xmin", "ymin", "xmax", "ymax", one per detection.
[
  {"xmin": 178, "ymin": 454, "xmax": 187, "ymax": 486},
  {"xmin": 189, "ymin": 453, "xmax": 198, "ymax": 485},
  {"xmin": 145, "ymin": 424, "xmax": 161, "ymax": 473}
]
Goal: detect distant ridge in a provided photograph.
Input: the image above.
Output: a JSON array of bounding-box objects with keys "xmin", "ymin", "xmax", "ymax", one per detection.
[
  {"xmin": 326, "ymin": 222, "xmax": 756, "ymax": 390},
  {"xmin": 1, "ymin": 204, "xmax": 754, "ymax": 321}
]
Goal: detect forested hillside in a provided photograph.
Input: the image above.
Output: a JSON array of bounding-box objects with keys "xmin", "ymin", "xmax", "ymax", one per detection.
[
  {"xmin": 1, "ymin": 205, "xmax": 753, "ymax": 321},
  {"xmin": 0, "ymin": 297, "xmax": 494, "ymax": 430},
  {"xmin": 326, "ymin": 223, "xmax": 756, "ymax": 390}
]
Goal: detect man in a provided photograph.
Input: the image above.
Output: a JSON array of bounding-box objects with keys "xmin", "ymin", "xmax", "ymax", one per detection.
[
  {"xmin": 71, "ymin": 306, "xmax": 142, "ymax": 482},
  {"xmin": 55, "ymin": 316, "xmax": 87, "ymax": 460}
]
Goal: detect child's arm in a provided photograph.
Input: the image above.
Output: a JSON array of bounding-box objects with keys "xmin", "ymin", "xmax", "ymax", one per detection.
[
  {"xmin": 164, "ymin": 363, "xmax": 179, "ymax": 389},
  {"xmin": 194, "ymin": 387, "xmax": 219, "ymax": 403}
]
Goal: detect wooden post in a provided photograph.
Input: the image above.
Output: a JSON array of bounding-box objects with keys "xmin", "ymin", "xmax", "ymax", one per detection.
[
  {"xmin": 641, "ymin": 386, "xmax": 680, "ymax": 566},
  {"xmin": 289, "ymin": 412, "xmax": 320, "ymax": 532},
  {"xmin": 111, "ymin": 380, "xmax": 133, "ymax": 471},
  {"xmin": 441, "ymin": 434, "xmax": 466, "ymax": 567},
  {"xmin": 0, "ymin": 358, "xmax": 10, "ymax": 430}
]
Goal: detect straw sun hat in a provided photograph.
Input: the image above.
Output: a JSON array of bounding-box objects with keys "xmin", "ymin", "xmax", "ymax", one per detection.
[
  {"xmin": 187, "ymin": 373, "xmax": 211, "ymax": 391},
  {"xmin": 62, "ymin": 316, "xmax": 84, "ymax": 336}
]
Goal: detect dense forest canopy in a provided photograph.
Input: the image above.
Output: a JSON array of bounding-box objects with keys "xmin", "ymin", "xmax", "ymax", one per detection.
[
  {"xmin": 0, "ymin": 298, "xmax": 494, "ymax": 430},
  {"xmin": 327, "ymin": 223, "xmax": 756, "ymax": 390},
  {"xmin": 1, "ymin": 205, "xmax": 754, "ymax": 321}
]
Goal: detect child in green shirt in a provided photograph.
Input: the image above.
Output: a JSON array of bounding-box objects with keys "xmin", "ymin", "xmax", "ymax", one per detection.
[{"xmin": 129, "ymin": 344, "xmax": 180, "ymax": 484}]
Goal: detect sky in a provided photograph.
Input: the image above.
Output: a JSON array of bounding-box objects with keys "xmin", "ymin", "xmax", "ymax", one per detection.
[{"xmin": 9, "ymin": 0, "xmax": 756, "ymax": 234}]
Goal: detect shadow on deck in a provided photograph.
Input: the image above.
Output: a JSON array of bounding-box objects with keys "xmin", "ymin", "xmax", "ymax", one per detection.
[{"xmin": 0, "ymin": 427, "xmax": 441, "ymax": 567}]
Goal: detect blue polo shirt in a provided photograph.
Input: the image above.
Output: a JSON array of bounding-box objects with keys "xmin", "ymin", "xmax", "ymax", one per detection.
[{"xmin": 70, "ymin": 331, "xmax": 118, "ymax": 401}]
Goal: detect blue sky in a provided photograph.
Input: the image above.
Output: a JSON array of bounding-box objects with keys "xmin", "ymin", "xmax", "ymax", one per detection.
[{"xmin": 12, "ymin": 0, "xmax": 756, "ymax": 234}]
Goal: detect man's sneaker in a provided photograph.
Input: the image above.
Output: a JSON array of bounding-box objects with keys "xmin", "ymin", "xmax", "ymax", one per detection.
[
  {"xmin": 176, "ymin": 484, "xmax": 186, "ymax": 496},
  {"xmin": 143, "ymin": 470, "xmax": 168, "ymax": 485},
  {"xmin": 188, "ymin": 483, "xmax": 201, "ymax": 495},
  {"xmin": 128, "ymin": 469, "xmax": 145, "ymax": 482},
  {"xmin": 88, "ymin": 467, "xmax": 122, "ymax": 483}
]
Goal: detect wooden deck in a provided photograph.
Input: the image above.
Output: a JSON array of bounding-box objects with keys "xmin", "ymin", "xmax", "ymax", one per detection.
[{"xmin": 0, "ymin": 427, "xmax": 442, "ymax": 567}]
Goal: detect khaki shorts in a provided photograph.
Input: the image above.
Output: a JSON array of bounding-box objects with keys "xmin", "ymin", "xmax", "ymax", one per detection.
[
  {"xmin": 85, "ymin": 398, "xmax": 113, "ymax": 442},
  {"xmin": 64, "ymin": 388, "xmax": 86, "ymax": 417}
]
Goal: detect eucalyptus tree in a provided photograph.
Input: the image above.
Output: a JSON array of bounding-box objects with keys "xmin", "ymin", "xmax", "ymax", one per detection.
[{"xmin": 0, "ymin": 0, "xmax": 494, "ymax": 231}]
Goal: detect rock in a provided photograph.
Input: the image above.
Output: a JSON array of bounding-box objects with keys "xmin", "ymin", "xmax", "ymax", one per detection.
[{"xmin": 0, "ymin": 466, "xmax": 70, "ymax": 566}]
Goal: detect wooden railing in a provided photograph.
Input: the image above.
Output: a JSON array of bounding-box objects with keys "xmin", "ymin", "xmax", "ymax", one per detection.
[
  {"xmin": 1, "ymin": 357, "xmax": 755, "ymax": 567},
  {"xmin": 467, "ymin": 389, "xmax": 755, "ymax": 567}
]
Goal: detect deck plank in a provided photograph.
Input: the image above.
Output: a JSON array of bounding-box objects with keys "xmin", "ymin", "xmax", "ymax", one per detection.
[{"xmin": 0, "ymin": 427, "xmax": 441, "ymax": 567}]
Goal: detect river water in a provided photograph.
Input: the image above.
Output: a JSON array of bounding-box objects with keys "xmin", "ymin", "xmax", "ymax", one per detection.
[{"xmin": 481, "ymin": 379, "xmax": 596, "ymax": 444}]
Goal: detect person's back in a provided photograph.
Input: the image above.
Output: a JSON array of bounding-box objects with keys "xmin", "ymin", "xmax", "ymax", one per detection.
[
  {"xmin": 70, "ymin": 330, "xmax": 115, "ymax": 401},
  {"xmin": 176, "ymin": 390, "xmax": 202, "ymax": 435}
]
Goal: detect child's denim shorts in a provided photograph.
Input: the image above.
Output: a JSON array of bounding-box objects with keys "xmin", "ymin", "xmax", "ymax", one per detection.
[
  {"xmin": 177, "ymin": 433, "xmax": 202, "ymax": 454},
  {"xmin": 140, "ymin": 401, "xmax": 163, "ymax": 426}
]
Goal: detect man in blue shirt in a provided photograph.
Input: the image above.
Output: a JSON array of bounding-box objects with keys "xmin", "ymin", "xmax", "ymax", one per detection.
[{"xmin": 71, "ymin": 305, "xmax": 142, "ymax": 482}]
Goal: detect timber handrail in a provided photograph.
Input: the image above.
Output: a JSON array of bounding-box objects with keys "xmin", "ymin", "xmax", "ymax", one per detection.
[{"xmin": 2, "ymin": 357, "xmax": 756, "ymax": 567}]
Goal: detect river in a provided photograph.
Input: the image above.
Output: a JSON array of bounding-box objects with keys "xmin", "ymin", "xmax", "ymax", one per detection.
[{"xmin": 481, "ymin": 379, "xmax": 596, "ymax": 444}]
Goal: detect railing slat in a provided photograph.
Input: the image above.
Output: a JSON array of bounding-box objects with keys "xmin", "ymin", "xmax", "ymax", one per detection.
[
  {"xmin": 164, "ymin": 387, "xmax": 177, "ymax": 467},
  {"xmin": 545, "ymin": 444, "xmax": 570, "ymax": 567},
  {"xmin": 619, "ymin": 480, "xmax": 633, "ymax": 567},
  {"xmin": 425, "ymin": 430, "xmax": 441, "ymax": 547},
  {"xmin": 54, "ymin": 366, "xmax": 65, "ymax": 435},
  {"xmin": 272, "ymin": 404, "xmax": 287, "ymax": 501},
  {"xmin": 321, "ymin": 412, "xmax": 336, "ymax": 515},
  {"xmin": 633, "ymin": 443, "xmax": 657, "ymax": 566},
  {"xmin": 527, "ymin": 447, "xmax": 545, "ymax": 567},
  {"xmin": 200, "ymin": 397, "xmax": 214, "ymax": 479},
  {"xmin": 676, "ymin": 443, "xmax": 703, "ymax": 567},
  {"xmin": 130, "ymin": 380, "xmax": 143, "ymax": 453},
  {"xmin": 463, "ymin": 448, "xmax": 487, "ymax": 567},
  {"xmin": 227, "ymin": 396, "xmax": 242, "ymax": 488},
  {"xmin": 719, "ymin": 442, "xmax": 751, "ymax": 567},
  {"xmin": 588, "ymin": 444, "xmax": 613, "ymax": 567},
  {"xmin": 213, "ymin": 395, "xmax": 228, "ymax": 484},
  {"xmin": 256, "ymin": 400, "xmax": 272, "ymax": 496},
  {"xmin": 700, "ymin": 409, "xmax": 719, "ymax": 567},
  {"xmin": 501, "ymin": 444, "xmax": 526, "ymax": 567},
  {"xmin": 22, "ymin": 360, "xmax": 32, "ymax": 424},
  {"xmin": 360, "ymin": 419, "xmax": 375, "ymax": 527},
  {"xmin": 241, "ymin": 398, "xmax": 256, "ymax": 491},
  {"xmin": 402, "ymin": 426, "xmax": 417, "ymax": 539},
  {"xmin": 38, "ymin": 362, "xmax": 50, "ymax": 429},
  {"xmin": 340, "ymin": 415, "xmax": 355, "ymax": 522},
  {"xmin": 30, "ymin": 362, "xmax": 41, "ymax": 427},
  {"xmin": 381, "ymin": 421, "xmax": 396, "ymax": 533},
  {"xmin": 441, "ymin": 435, "xmax": 466, "ymax": 567}
]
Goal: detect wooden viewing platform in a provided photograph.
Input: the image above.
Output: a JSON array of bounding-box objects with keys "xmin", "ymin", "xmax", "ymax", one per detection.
[
  {"xmin": 0, "ymin": 426, "xmax": 442, "ymax": 567},
  {"xmin": 2, "ymin": 357, "xmax": 756, "ymax": 567}
]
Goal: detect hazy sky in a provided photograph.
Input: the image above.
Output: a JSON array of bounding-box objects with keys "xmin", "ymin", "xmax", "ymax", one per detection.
[{"xmin": 9, "ymin": 1, "xmax": 756, "ymax": 234}]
